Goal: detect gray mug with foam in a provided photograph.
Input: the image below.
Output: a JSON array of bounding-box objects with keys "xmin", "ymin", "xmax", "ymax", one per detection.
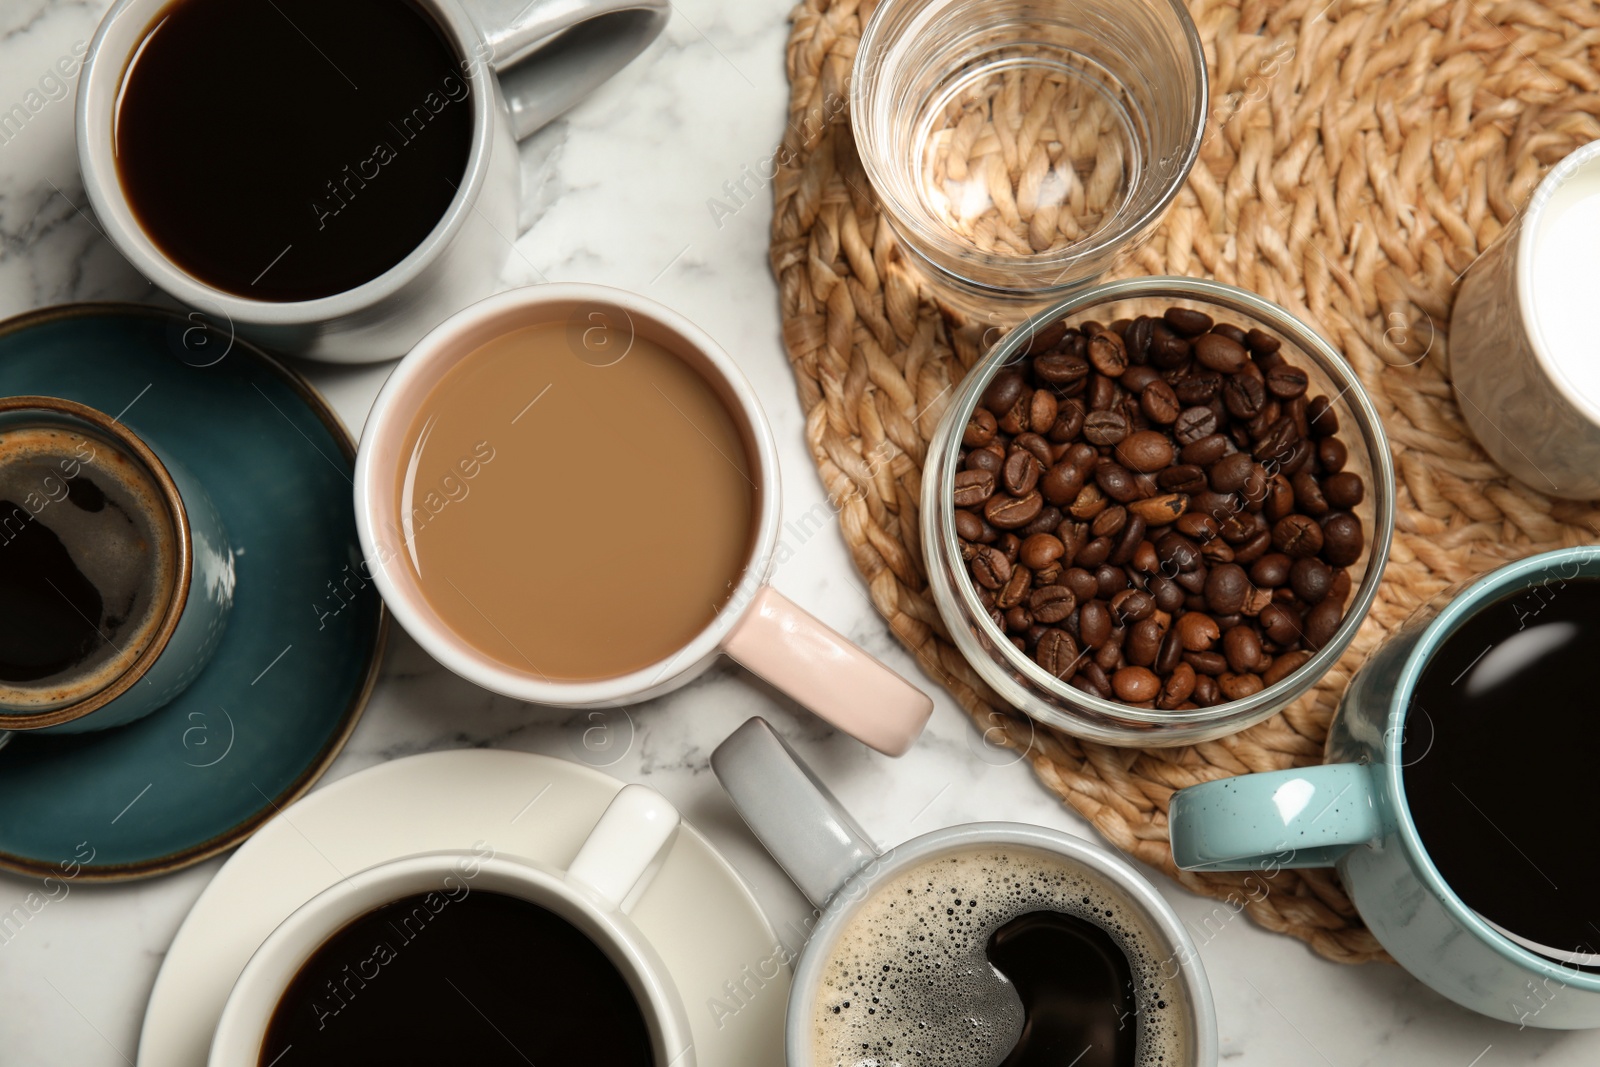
[{"xmin": 711, "ymin": 717, "xmax": 1218, "ymax": 1066}]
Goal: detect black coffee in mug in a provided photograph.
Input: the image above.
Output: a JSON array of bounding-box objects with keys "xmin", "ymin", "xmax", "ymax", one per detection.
[
  {"xmin": 114, "ymin": 0, "xmax": 473, "ymax": 301},
  {"xmin": 260, "ymin": 890, "xmax": 655, "ymax": 1065},
  {"xmin": 1405, "ymin": 573, "xmax": 1600, "ymax": 960}
]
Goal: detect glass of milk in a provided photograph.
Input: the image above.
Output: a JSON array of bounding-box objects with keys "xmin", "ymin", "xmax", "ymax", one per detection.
[{"xmin": 1452, "ymin": 139, "xmax": 1600, "ymax": 499}]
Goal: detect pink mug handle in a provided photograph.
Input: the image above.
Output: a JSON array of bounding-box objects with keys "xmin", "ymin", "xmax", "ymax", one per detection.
[{"xmin": 721, "ymin": 587, "xmax": 933, "ymax": 757}]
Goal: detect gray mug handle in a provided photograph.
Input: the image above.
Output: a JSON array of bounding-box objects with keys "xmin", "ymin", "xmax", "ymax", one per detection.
[
  {"xmin": 461, "ymin": 0, "xmax": 670, "ymax": 140},
  {"xmin": 711, "ymin": 717, "xmax": 880, "ymax": 907}
]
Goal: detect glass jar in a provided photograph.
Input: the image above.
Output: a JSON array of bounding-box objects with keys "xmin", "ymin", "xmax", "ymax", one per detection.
[{"xmin": 922, "ymin": 277, "xmax": 1397, "ymax": 747}]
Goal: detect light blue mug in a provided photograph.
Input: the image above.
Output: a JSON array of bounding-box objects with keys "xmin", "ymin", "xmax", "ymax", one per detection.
[{"xmin": 1168, "ymin": 546, "xmax": 1600, "ymax": 1029}]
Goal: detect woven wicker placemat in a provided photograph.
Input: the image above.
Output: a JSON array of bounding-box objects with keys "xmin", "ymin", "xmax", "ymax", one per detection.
[{"xmin": 770, "ymin": 0, "xmax": 1600, "ymax": 963}]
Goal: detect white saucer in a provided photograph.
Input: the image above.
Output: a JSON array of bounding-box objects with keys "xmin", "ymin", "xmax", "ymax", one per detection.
[{"xmin": 138, "ymin": 749, "xmax": 789, "ymax": 1065}]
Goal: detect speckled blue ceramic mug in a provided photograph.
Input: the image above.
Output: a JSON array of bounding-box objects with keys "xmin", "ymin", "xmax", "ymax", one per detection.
[
  {"xmin": 0, "ymin": 396, "xmax": 233, "ymax": 735},
  {"xmin": 1169, "ymin": 546, "xmax": 1600, "ymax": 1028}
]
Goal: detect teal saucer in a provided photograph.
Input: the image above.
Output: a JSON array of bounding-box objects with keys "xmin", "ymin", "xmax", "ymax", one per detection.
[{"xmin": 0, "ymin": 304, "xmax": 386, "ymax": 879}]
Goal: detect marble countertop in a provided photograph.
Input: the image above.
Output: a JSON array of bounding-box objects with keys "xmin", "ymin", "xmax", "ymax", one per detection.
[{"xmin": 0, "ymin": 1, "xmax": 1595, "ymax": 1064}]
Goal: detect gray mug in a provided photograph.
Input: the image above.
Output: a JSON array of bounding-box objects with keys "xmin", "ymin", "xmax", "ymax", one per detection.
[
  {"xmin": 77, "ymin": 0, "xmax": 668, "ymax": 363},
  {"xmin": 712, "ymin": 717, "xmax": 1219, "ymax": 1066}
]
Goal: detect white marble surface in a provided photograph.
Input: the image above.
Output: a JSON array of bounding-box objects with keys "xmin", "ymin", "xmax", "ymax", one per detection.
[{"xmin": 0, "ymin": 1, "xmax": 1596, "ymax": 1064}]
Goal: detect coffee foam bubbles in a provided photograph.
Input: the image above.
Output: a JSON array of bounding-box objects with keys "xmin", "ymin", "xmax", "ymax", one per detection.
[
  {"xmin": 0, "ymin": 426, "xmax": 174, "ymax": 706},
  {"xmin": 811, "ymin": 846, "xmax": 1190, "ymax": 1067}
]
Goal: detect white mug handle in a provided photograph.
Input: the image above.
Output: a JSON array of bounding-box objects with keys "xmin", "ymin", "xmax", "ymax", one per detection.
[
  {"xmin": 565, "ymin": 783, "xmax": 680, "ymax": 913},
  {"xmin": 460, "ymin": 0, "xmax": 670, "ymax": 140}
]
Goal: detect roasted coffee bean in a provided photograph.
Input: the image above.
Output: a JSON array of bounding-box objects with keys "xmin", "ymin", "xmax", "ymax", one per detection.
[
  {"xmin": 1158, "ymin": 464, "xmax": 1208, "ymax": 495},
  {"xmin": 1083, "ymin": 410, "xmax": 1130, "ymax": 446},
  {"xmin": 1080, "ymin": 599, "xmax": 1112, "ymax": 647},
  {"xmin": 1075, "ymin": 534, "xmax": 1112, "ymax": 567},
  {"xmin": 1223, "ymin": 375, "xmax": 1266, "ymax": 419},
  {"xmin": 1149, "ymin": 575, "xmax": 1185, "ymax": 615},
  {"xmin": 1264, "ymin": 474, "xmax": 1296, "ymax": 521},
  {"xmin": 1265, "ymin": 365, "xmax": 1308, "ymax": 398},
  {"xmin": 1088, "ymin": 332, "xmax": 1129, "ymax": 376},
  {"xmin": 1109, "ymin": 514, "xmax": 1147, "ymax": 565},
  {"xmin": 982, "ymin": 370, "xmax": 1027, "ymax": 415},
  {"xmin": 1034, "ymin": 350, "xmax": 1090, "ymax": 386},
  {"xmin": 1173, "ymin": 373, "xmax": 1222, "ymax": 407},
  {"xmin": 1258, "ymin": 601, "xmax": 1301, "ymax": 645},
  {"xmin": 1200, "ymin": 539, "xmax": 1235, "ymax": 565},
  {"xmin": 1250, "ymin": 553, "xmax": 1292, "ymax": 587},
  {"xmin": 1040, "ymin": 460, "xmax": 1088, "ymax": 506},
  {"xmin": 1174, "ymin": 406, "xmax": 1219, "ymax": 445},
  {"xmin": 1094, "ymin": 564, "xmax": 1128, "ymax": 600},
  {"xmin": 1253, "ymin": 417, "xmax": 1299, "ymax": 464},
  {"xmin": 1035, "ymin": 628, "xmax": 1081, "ymax": 680},
  {"xmin": 1180, "ymin": 433, "xmax": 1229, "ymax": 466},
  {"xmin": 1317, "ymin": 437, "xmax": 1347, "ymax": 473},
  {"xmin": 1028, "ymin": 390, "xmax": 1059, "ymax": 435},
  {"xmin": 1116, "ymin": 430, "xmax": 1174, "ymax": 473},
  {"xmin": 1154, "ymin": 627, "xmax": 1185, "ymax": 674},
  {"xmin": 1193, "ymin": 674, "xmax": 1221, "ymax": 705},
  {"xmin": 1176, "ymin": 611, "xmax": 1221, "ymax": 650},
  {"xmin": 1128, "ymin": 493, "xmax": 1188, "ymax": 526},
  {"xmin": 1272, "ymin": 513, "xmax": 1323, "ymax": 557},
  {"xmin": 953, "ymin": 469, "xmax": 996, "ymax": 508},
  {"xmin": 1049, "ymin": 400, "xmax": 1087, "ymax": 443},
  {"xmin": 1125, "ymin": 617, "xmax": 1163, "ymax": 666},
  {"xmin": 1023, "ymin": 319, "xmax": 1068, "ymax": 355},
  {"xmin": 1160, "ymin": 662, "xmax": 1197, "ymax": 707},
  {"xmin": 1321, "ymin": 511, "xmax": 1364, "ymax": 567},
  {"xmin": 1003, "ymin": 449, "xmax": 1043, "ymax": 495},
  {"xmin": 1302, "ymin": 598, "xmax": 1343, "ymax": 650},
  {"xmin": 1070, "ymin": 485, "xmax": 1108, "ymax": 522},
  {"xmin": 1120, "ymin": 365, "xmax": 1161, "ymax": 393},
  {"xmin": 1185, "ymin": 650, "xmax": 1228, "ymax": 676},
  {"xmin": 1079, "ymin": 661, "xmax": 1112, "ymax": 697},
  {"xmin": 1087, "ymin": 373, "xmax": 1117, "ymax": 412},
  {"xmin": 1306, "ymin": 395, "xmax": 1338, "ymax": 436},
  {"xmin": 1292, "ymin": 470, "xmax": 1329, "ymax": 516},
  {"xmin": 1205, "ymin": 563, "xmax": 1251, "ymax": 615},
  {"xmin": 1244, "ymin": 328, "xmax": 1281, "ymax": 357},
  {"xmin": 997, "ymin": 564, "xmax": 1032, "ymax": 609},
  {"xmin": 1194, "ymin": 332, "xmax": 1248, "ymax": 373},
  {"xmin": 1095, "ymin": 462, "xmax": 1143, "ymax": 503},
  {"xmin": 1132, "ymin": 539, "xmax": 1161, "ymax": 573},
  {"xmin": 995, "ymin": 533, "xmax": 1021, "ymax": 562},
  {"xmin": 997, "ymin": 390, "xmax": 1032, "ymax": 435},
  {"xmin": 963, "ymin": 408, "xmax": 997, "ymax": 446},
  {"xmin": 1328, "ymin": 566, "xmax": 1352, "ymax": 607},
  {"xmin": 1156, "ymin": 532, "xmax": 1202, "ymax": 571},
  {"xmin": 954, "ymin": 509, "xmax": 986, "ymax": 543},
  {"xmin": 1290, "ymin": 557, "xmax": 1332, "ymax": 604},
  {"xmin": 1149, "ymin": 321, "xmax": 1190, "ymax": 368},
  {"xmin": 1030, "ymin": 585, "xmax": 1077, "ymax": 623},
  {"xmin": 1323, "ymin": 471, "xmax": 1364, "ymax": 509},
  {"xmin": 1175, "ymin": 566, "xmax": 1209, "ymax": 594},
  {"xmin": 968, "ymin": 448, "xmax": 1003, "ymax": 477},
  {"xmin": 971, "ymin": 545, "xmax": 1011, "ymax": 589},
  {"xmin": 1111, "ymin": 588, "xmax": 1155, "ymax": 624},
  {"xmin": 1263, "ymin": 649, "xmax": 1312, "ymax": 686},
  {"xmin": 1017, "ymin": 506, "xmax": 1064, "ymax": 539},
  {"xmin": 1113, "ymin": 666, "xmax": 1161, "ymax": 702},
  {"xmin": 1211, "ymin": 323, "xmax": 1248, "ymax": 345},
  {"xmin": 1175, "ymin": 512, "xmax": 1219, "ymax": 543},
  {"xmin": 1132, "ymin": 381, "xmax": 1178, "ymax": 429},
  {"xmin": 1209, "ymin": 451, "xmax": 1257, "ymax": 493},
  {"xmin": 1091, "ymin": 505, "xmax": 1127, "ymax": 539},
  {"xmin": 1164, "ymin": 307, "xmax": 1213, "ymax": 336},
  {"xmin": 1223, "ymin": 625, "xmax": 1264, "ymax": 674},
  {"xmin": 987, "ymin": 489, "xmax": 1044, "ymax": 529},
  {"xmin": 1020, "ymin": 533, "xmax": 1066, "ymax": 569},
  {"xmin": 1064, "ymin": 567, "xmax": 1099, "ymax": 602},
  {"xmin": 1124, "ymin": 316, "xmax": 1155, "ymax": 364},
  {"xmin": 1219, "ymin": 672, "xmax": 1264, "ymax": 701}
]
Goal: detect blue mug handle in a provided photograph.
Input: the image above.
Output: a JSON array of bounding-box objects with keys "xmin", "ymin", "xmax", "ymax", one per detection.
[{"xmin": 1168, "ymin": 763, "xmax": 1383, "ymax": 871}]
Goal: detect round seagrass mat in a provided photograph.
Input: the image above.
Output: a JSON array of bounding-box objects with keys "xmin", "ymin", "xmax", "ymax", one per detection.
[{"xmin": 770, "ymin": 0, "xmax": 1600, "ymax": 963}]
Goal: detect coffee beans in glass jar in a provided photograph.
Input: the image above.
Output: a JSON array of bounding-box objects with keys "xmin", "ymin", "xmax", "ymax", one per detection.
[{"xmin": 954, "ymin": 307, "xmax": 1368, "ymax": 711}]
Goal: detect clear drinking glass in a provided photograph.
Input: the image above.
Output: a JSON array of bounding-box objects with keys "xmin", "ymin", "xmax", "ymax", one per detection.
[
  {"xmin": 853, "ymin": 0, "xmax": 1207, "ymax": 321},
  {"xmin": 922, "ymin": 278, "xmax": 1397, "ymax": 747}
]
